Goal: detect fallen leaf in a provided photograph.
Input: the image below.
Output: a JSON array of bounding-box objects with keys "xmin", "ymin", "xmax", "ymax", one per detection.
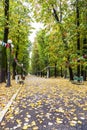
[
  {"xmin": 32, "ymin": 126, "xmax": 39, "ymax": 130},
  {"xmin": 22, "ymin": 125, "xmax": 29, "ymax": 130},
  {"xmin": 70, "ymin": 120, "xmax": 77, "ymax": 126},
  {"xmin": 56, "ymin": 118, "xmax": 63, "ymax": 124},
  {"xmin": 31, "ymin": 121, "xmax": 36, "ymax": 126}
]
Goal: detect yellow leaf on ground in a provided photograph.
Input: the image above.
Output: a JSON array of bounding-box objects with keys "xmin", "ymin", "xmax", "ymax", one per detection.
[
  {"xmin": 83, "ymin": 108, "xmax": 87, "ymax": 111},
  {"xmin": 73, "ymin": 117, "xmax": 78, "ymax": 120},
  {"xmin": 32, "ymin": 126, "xmax": 39, "ymax": 130},
  {"xmin": 78, "ymin": 120, "xmax": 82, "ymax": 124},
  {"xmin": 22, "ymin": 125, "xmax": 29, "ymax": 130},
  {"xmin": 56, "ymin": 118, "xmax": 63, "ymax": 124},
  {"xmin": 70, "ymin": 120, "xmax": 77, "ymax": 126},
  {"xmin": 31, "ymin": 121, "xmax": 36, "ymax": 126}
]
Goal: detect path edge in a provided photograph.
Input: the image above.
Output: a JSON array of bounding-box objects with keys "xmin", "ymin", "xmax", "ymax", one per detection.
[{"xmin": 0, "ymin": 86, "xmax": 21, "ymax": 123}]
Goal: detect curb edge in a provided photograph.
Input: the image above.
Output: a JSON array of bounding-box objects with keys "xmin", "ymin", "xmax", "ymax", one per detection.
[{"xmin": 0, "ymin": 86, "xmax": 21, "ymax": 123}]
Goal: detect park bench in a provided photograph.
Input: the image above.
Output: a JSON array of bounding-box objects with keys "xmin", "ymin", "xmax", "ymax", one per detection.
[{"xmin": 72, "ymin": 75, "xmax": 83, "ymax": 84}]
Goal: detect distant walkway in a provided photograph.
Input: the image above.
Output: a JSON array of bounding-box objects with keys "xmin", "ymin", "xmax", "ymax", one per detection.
[{"xmin": 1, "ymin": 75, "xmax": 87, "ymax": 130}]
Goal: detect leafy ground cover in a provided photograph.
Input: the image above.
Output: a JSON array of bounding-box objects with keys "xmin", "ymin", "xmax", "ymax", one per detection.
[
  {"xmin": 0, "ymin": 76, "xmax": 87, "ymax": 130},
  {"xmin": 0, "ymin": 80, "xmax": 21, "ymax": 112}
]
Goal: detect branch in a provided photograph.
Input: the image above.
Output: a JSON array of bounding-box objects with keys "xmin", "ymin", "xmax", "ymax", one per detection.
[{"xmin": 52, "ymin": 7, "xmax": 60, "ymax": 23}]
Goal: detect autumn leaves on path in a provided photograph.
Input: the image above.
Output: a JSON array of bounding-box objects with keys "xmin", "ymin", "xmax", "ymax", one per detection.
[{"xmin": 1, "ymin": 76, "xmax": 87, "ymax": 130}]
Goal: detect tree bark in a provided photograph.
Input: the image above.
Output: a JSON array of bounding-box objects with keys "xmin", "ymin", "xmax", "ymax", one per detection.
[
  {"xmin": 47, "ymin": 66, "xmax": 50, "ymax": 78},
  {"xmin": 12, "ymin": 45, "xmax": 19, "ymax": 79},
  {"xmin": 76, "ymin": 0, "xmax": 80, "ymax": 78},
  {"xmin": 81, "ymin": 65, "xmax": 86, "ymax": 81},
  {"xmin": 1, "ymin": 0, "xmax": 9, "ymax": 82},
  {"xmin": 0, "ymin": 47, "xmax": 2, "ymax": 83},
  {"xmin": 82, "ymin": 7, "xmax": 87, "ymax": 81},
  {"xmin": 69, "ymin": 66, "xmax": 73, "ymax": 80},
  {"xmin": 60, "ymin": 66, "xmax": 63, "ymax": 77},
  {"xmin": 54, "ymin": 63, "xmax": 57, "ymax": 78}
]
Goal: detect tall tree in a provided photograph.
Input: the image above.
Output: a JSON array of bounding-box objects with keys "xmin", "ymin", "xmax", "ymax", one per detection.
[
  {"xmin": 1, "ymin": 0, "xmax": 9, "ymax": 82},
  {"xmin": 76, "ymin": 0, "xmax": 80, "ymax": 78},
  {"xmin": 0, "ymin": 0, "xmax": 31, "ymax": 81},
  {"xmin": 31, "ymin": 42, "xmax": 40, "ymax": 75},
  {"xmin": 30, "ymin": 0, "xmax": 74, "ymax": 80},
  {"xmin": 9, "ymin": 0, "xmax": 31, "ymax": 77},
  {"xmin": 81, "ymin": 0, "xmax": 87, "ymax": 80}
]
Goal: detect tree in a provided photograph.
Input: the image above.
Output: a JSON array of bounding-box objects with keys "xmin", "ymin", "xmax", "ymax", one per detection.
[
  {"xmin": 1, "ymin": 0, "xmax": 9, "ymax": 82},
  {"xmin": 31, "ymin": 42, "xmax": 40, "ymax": 75},
  {"xmin": 29, "ymin": 0, "xmax": 74, "ymax": 79},
  {"xmin": 0, "ymin": 0, "xmax": 31, "ymax": 81},
  {"xmin": 9, "ymin": 1, "xmax": 31, "ymax": 77},
  {"xmin": 76, "ymin": 0, "xmax": 80, "ymax": 79},
  {"xmin": 29, "ymin": 0, "xmax": 87, "ymax": 80}
]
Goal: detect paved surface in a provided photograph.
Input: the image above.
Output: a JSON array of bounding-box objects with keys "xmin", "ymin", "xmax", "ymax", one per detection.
[
  {"xmin": 0, "ymin": 75, "xmax": 87, "ymax": 130},
  {"xmin": 0, "ymin": 80, "xmax": 20, "ymax": 113},
  {"xmin": 0, "ymin": 87, "xmax": 21, "ymax": 122}
]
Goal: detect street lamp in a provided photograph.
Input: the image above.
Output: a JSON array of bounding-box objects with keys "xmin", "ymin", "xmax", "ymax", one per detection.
[{"xmin": 6, "ymin": 39, "xmax": 13, "ymax": 87}]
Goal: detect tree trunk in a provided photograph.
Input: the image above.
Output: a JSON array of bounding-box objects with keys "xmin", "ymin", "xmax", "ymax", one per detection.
[
  {"xmin": 82, "ymin": 9, "xmax": 87, "ymax": 81},
  {"xmin": 76, "ymin": 0, "xmax": 80, "ymax": 78},
  {"xmin": 12, "ymin": 60, "xmax": 16, "ymax": 79},
  {"xmin": 0, "ymin": 0, "xmax": 9, "ymax": 83},
  {"xmin": 60, "ymin": 66, "xmax": 63, "ymax": 77},
  {"xmin": 0, "ymin": 47, "xmax": 2, "ymax": 83},
  {"xmin": 69, "ymin": 66, "xmax": 73, "ymax": 81},
  {"xmin": 1, "ymin": 48, "xmax": 7, "ymax": 83},
  {"xmin": 12, "ymin": 45, "xmax": 19, "ymax": 79},
  {"xmin": 47, "ymin": 66, "xmax": 50, "ymax": 78},
  {"xmin": 54, "ymin": 63, "xmax": 57, "ymax": 78},
  {"xmin": 81, "ymin": 65, "xmax": 86, "ymax": 81},
  {"xmin": 64, "ymin": 68, "xmax": 67, "ymax": 78}
]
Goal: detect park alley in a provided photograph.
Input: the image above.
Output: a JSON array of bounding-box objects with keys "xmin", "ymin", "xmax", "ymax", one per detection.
[{"xmin": 0, "ymin": 75, "xmax": 87, "ymax": 130}]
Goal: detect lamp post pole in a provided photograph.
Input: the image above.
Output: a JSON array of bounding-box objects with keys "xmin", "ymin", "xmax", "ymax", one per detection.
[{"xmin": 6, "ymin": 39, "xmax": 12, "ymax": 87}]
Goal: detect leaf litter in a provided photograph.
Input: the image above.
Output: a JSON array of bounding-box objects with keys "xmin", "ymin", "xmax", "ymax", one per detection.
[{"xmin": 1, "ymin": 76, "xmax": 87, "ymax": 129}]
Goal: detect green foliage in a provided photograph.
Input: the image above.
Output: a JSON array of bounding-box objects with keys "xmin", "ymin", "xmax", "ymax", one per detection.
[
  {"xmin": 30, "ymin": 0, "xmax": 87, "ymax": 76},
  {"xmin": 0, "ymin": 0, "xmax": 32, "ymax": 75},
  {"xmin": 0, "ymin": 0, "xmax": 86, "ymax": 76},
  {"xmin": 31, "ymin": 42, "xmax": 40, "ymax": 74},
  {"xmin": 9, "ymin": 0, "xmax": 31, "ymax": 74}
]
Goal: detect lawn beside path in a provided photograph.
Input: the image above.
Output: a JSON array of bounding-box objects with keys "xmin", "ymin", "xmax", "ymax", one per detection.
[{"xmin": 0, "ymin": 75, "xmax": 87, "ymax": 130}]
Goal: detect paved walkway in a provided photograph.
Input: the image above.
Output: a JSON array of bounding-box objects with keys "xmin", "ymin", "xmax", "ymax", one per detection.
[
  {"xmin": 0, "ymin": 80, "xmax": 20, "ymax": 113},
  {"xmin": 0, "ymin": 75, "xmax": 87, "ymax": 130}
]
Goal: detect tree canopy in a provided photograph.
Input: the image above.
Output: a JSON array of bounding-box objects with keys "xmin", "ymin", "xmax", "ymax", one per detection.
[
  {"xmin": 0, "ymin": 0, "xmax": 87, "ymax": 81},
  {"xmin": 30, "ymin": 0, "xmax": 87, "ymax": 80}
]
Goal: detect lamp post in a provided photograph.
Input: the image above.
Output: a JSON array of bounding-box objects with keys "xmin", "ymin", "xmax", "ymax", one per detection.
[{"xmin": 6, "ymin": 39, "xmax": 13, "ymax": 87}]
